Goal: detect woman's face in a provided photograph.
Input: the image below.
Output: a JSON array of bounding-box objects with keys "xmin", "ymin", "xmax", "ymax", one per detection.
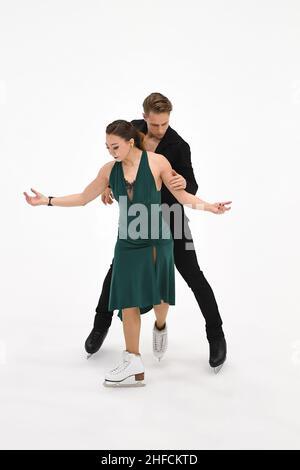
[{"xmin": 105, "ymin": 134, "xmax": 133, "ymax": 162}]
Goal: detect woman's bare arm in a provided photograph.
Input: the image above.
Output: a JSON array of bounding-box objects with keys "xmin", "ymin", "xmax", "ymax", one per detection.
[
  {"xmin": 157, "ymin": 155, "xmax": 232, "ymax": 214},
  {"xmin": 81, "ymin": 161, "xmax": 114, "ymax": 206},
  {"xmin": 23, "ymin": 161, "xmax": 115, "ymax": 207}
]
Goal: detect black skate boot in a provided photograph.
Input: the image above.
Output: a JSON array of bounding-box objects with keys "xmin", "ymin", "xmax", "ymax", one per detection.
[
  {"xmin": 209, "ymin": 336, "xmax": 227, "ymax": 374},
  {"xmin": 85, "ymin": 313, "xmax": 112, "ymax": 359}
]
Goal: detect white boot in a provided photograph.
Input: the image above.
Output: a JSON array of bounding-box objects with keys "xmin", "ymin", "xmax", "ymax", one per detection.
[
  {"xmin": 153, "ymin": 321, "xmax": 168, "ymax": 361},
  {"xmin": 103, "ymin": 350, "xmax": 145, "ymax": 387}
]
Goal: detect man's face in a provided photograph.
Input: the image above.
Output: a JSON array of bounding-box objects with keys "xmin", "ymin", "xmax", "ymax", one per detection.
[{"xmin": 143, "ymin": 112, "xmax": 170, "ymax": 140}]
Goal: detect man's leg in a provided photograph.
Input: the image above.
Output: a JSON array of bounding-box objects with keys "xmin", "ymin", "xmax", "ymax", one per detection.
[
  {"xmin": 173, "ymin": 234, "xmax": 224, "ymax": 340},
  {"xmin": 172, "ymin": 218, "xmax": 227, "ymax": 370},
  {"xmin": 170, "ymin": 213, "xmax": 227, "ymax": 370},
  {"xmin": 170, "ymin": 216, "xmax": 224, "ymax": 340},
  {"xmin": 85, "ymin": 261, "xmax": 114, "ymax": 356}
]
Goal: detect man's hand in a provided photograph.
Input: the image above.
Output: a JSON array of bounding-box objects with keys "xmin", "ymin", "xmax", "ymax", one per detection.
[
  {"xmin": 101, "ymin": 187, "xmax": 114, "ymax": 205},
  {"xmin": 168, "ymin": 170, "xmax": 187, "ymax": 190}
]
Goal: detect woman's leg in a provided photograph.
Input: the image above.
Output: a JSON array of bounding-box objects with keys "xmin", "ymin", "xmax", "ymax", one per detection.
[
  {"xmin": 104, "ymin": 306, "xmax": 145, "ymax": 387},
  {"xmin": 122, "ymin": 307, "xmax": 141, "ymax": 354},
  {"xmin": 153, "ymin": 302, "xmax": 169, "ymax": 329}
]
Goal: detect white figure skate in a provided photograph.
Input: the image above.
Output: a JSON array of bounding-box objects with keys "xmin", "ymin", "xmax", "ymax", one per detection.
[
  {"xmin": 153, "ymin": 322, "xmax": 168, "ymax": 361},
  {"xmin": 103, "ymin": 350, "xmax": 145, "ymax": 387}
]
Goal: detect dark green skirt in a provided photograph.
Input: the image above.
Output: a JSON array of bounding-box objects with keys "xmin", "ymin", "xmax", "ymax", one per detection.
[{"xmin": 108, "ymin": 238, "xmax": 175, "ymax": 321}]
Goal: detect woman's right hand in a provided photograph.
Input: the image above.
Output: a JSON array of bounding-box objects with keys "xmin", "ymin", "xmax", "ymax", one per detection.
[
  {"xmin": 101, "ymin": 187, "xmax": 114, "ymax": 205},
  {"xmin": 23, "ymin": 188, "xmax": 48, "ymax": 206}
]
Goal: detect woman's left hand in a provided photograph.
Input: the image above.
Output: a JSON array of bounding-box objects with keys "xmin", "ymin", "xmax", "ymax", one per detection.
[{"xmin": 209, "ymin": 201, "xmax": 232, "ymax": 214}]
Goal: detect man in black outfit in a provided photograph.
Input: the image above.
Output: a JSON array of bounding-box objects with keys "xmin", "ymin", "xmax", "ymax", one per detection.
[{"xmin": 85, "ymin": 92, "xmax": 227, "ymax": 372}]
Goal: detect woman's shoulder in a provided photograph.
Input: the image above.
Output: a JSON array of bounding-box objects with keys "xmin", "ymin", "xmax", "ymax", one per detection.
[
  {"xmin": 147, "ymin": 151, "xmax": 169, "ymax": 170},
  {"xmin": 105, "ymin": 160, "xmax": 116, "ymax": 169},
  {"xmin": 103, "ymin": 160, "xmax": 116, "ymax": 173},
  {"xmin": 147, "ymin": 151, "xmax": 167, "ymax": 163},
  {"xmin": 97, "ymin": 160, "xmax": 116, "ymax": 180}
]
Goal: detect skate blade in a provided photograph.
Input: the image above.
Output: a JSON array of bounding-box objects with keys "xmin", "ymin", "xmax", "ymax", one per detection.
[
  {"xmin": 103, "ymin": 379, "xmax": 145, "ymax": 388},
  {"xmin": 86, "ymin": 353, "xmax": 93, "ymax": 360},
  {"xmin": 103, "ymin": 372, "xmax": 145, "ymax": 388},
  {"xmin": 213, "ymin": 363, "xmax": 224, "ymax": 374},
  {"xmin": 154, "ymin": 353, "xmax": 164, "ymax": 361}
]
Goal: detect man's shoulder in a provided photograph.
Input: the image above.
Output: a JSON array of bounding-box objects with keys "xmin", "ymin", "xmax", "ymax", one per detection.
[{"xmin": 165, "ymin": 126, "xmax": 190, "ymax": 149}]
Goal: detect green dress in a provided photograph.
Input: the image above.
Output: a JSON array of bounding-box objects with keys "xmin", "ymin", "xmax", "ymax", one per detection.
[{"xmin": 108, "ymin": 150, "xmax": 175, "ymax": 320}]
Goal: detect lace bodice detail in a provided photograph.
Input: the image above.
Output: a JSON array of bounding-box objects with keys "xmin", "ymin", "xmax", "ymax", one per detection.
[{"xmin": 124, "ymin": 178, "xmax": 136, "ymax": 201}]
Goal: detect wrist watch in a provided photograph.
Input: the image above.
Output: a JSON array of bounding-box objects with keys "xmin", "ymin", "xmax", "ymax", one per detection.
[{"xmin": 48, "ymin": 196, "xmax": 54, "ymax": 206}]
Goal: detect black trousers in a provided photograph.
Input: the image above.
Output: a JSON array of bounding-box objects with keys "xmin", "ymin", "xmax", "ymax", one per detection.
[{"xmin": 94, "ymin": 214, "xmax": 224, "ymax": 341}]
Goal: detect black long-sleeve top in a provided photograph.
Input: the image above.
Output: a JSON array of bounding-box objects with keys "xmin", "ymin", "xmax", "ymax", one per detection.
[{"xmin": 131, "ymin": 119, "xmax": 199, "ymax": 208}]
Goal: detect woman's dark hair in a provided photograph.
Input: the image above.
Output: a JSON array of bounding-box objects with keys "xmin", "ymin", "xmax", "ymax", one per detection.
[{"xmin": 106, "ymin": 120, "xmax": 145, "ymax": 151}]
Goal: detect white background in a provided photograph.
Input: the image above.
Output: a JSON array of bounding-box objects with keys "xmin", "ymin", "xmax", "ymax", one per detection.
[{"xmin": 0, "ymin": 0, "xmax": 300, "ymax": 450}]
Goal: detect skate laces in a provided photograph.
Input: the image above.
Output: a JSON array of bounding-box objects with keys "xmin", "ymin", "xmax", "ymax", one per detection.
[
  {"xmin": 110, "ymin": 355, "xmax": 131, "ymax": 375},
  {"xmin": 153, "ymin": 324, "xmax": 167, "ymax": 352},
  {"xmin": 154, "ymin": 336, "xmax": 166, "ymax": 351},
  {"xmin": 91, "ymin": 329, "xmax": 102, "ymax": 340}
]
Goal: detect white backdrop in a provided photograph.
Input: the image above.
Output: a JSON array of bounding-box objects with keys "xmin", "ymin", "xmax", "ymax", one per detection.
[{"xmin": 0, "ymin": 0, "xmax": 300, "ymax": 450}]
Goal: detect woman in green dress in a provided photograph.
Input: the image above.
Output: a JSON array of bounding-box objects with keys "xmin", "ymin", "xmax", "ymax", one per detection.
[{"xmin": 23, "ymin": 119, "xmax": 231, "ymax": 388}]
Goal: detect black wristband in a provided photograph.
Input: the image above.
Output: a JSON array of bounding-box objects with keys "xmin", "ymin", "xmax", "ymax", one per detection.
[{"xmin": 48, "ymin": 196, "xmax": 54, "ymax": 206}]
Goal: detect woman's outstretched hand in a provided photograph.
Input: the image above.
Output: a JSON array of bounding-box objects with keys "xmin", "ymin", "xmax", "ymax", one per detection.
[
  {"xmin": 23, "ymin": 188, "xmax": 48, "ymax": 206},
  {"xmin": 208, "ymin": 201, "xmax": 232, "ymax": 214}
]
